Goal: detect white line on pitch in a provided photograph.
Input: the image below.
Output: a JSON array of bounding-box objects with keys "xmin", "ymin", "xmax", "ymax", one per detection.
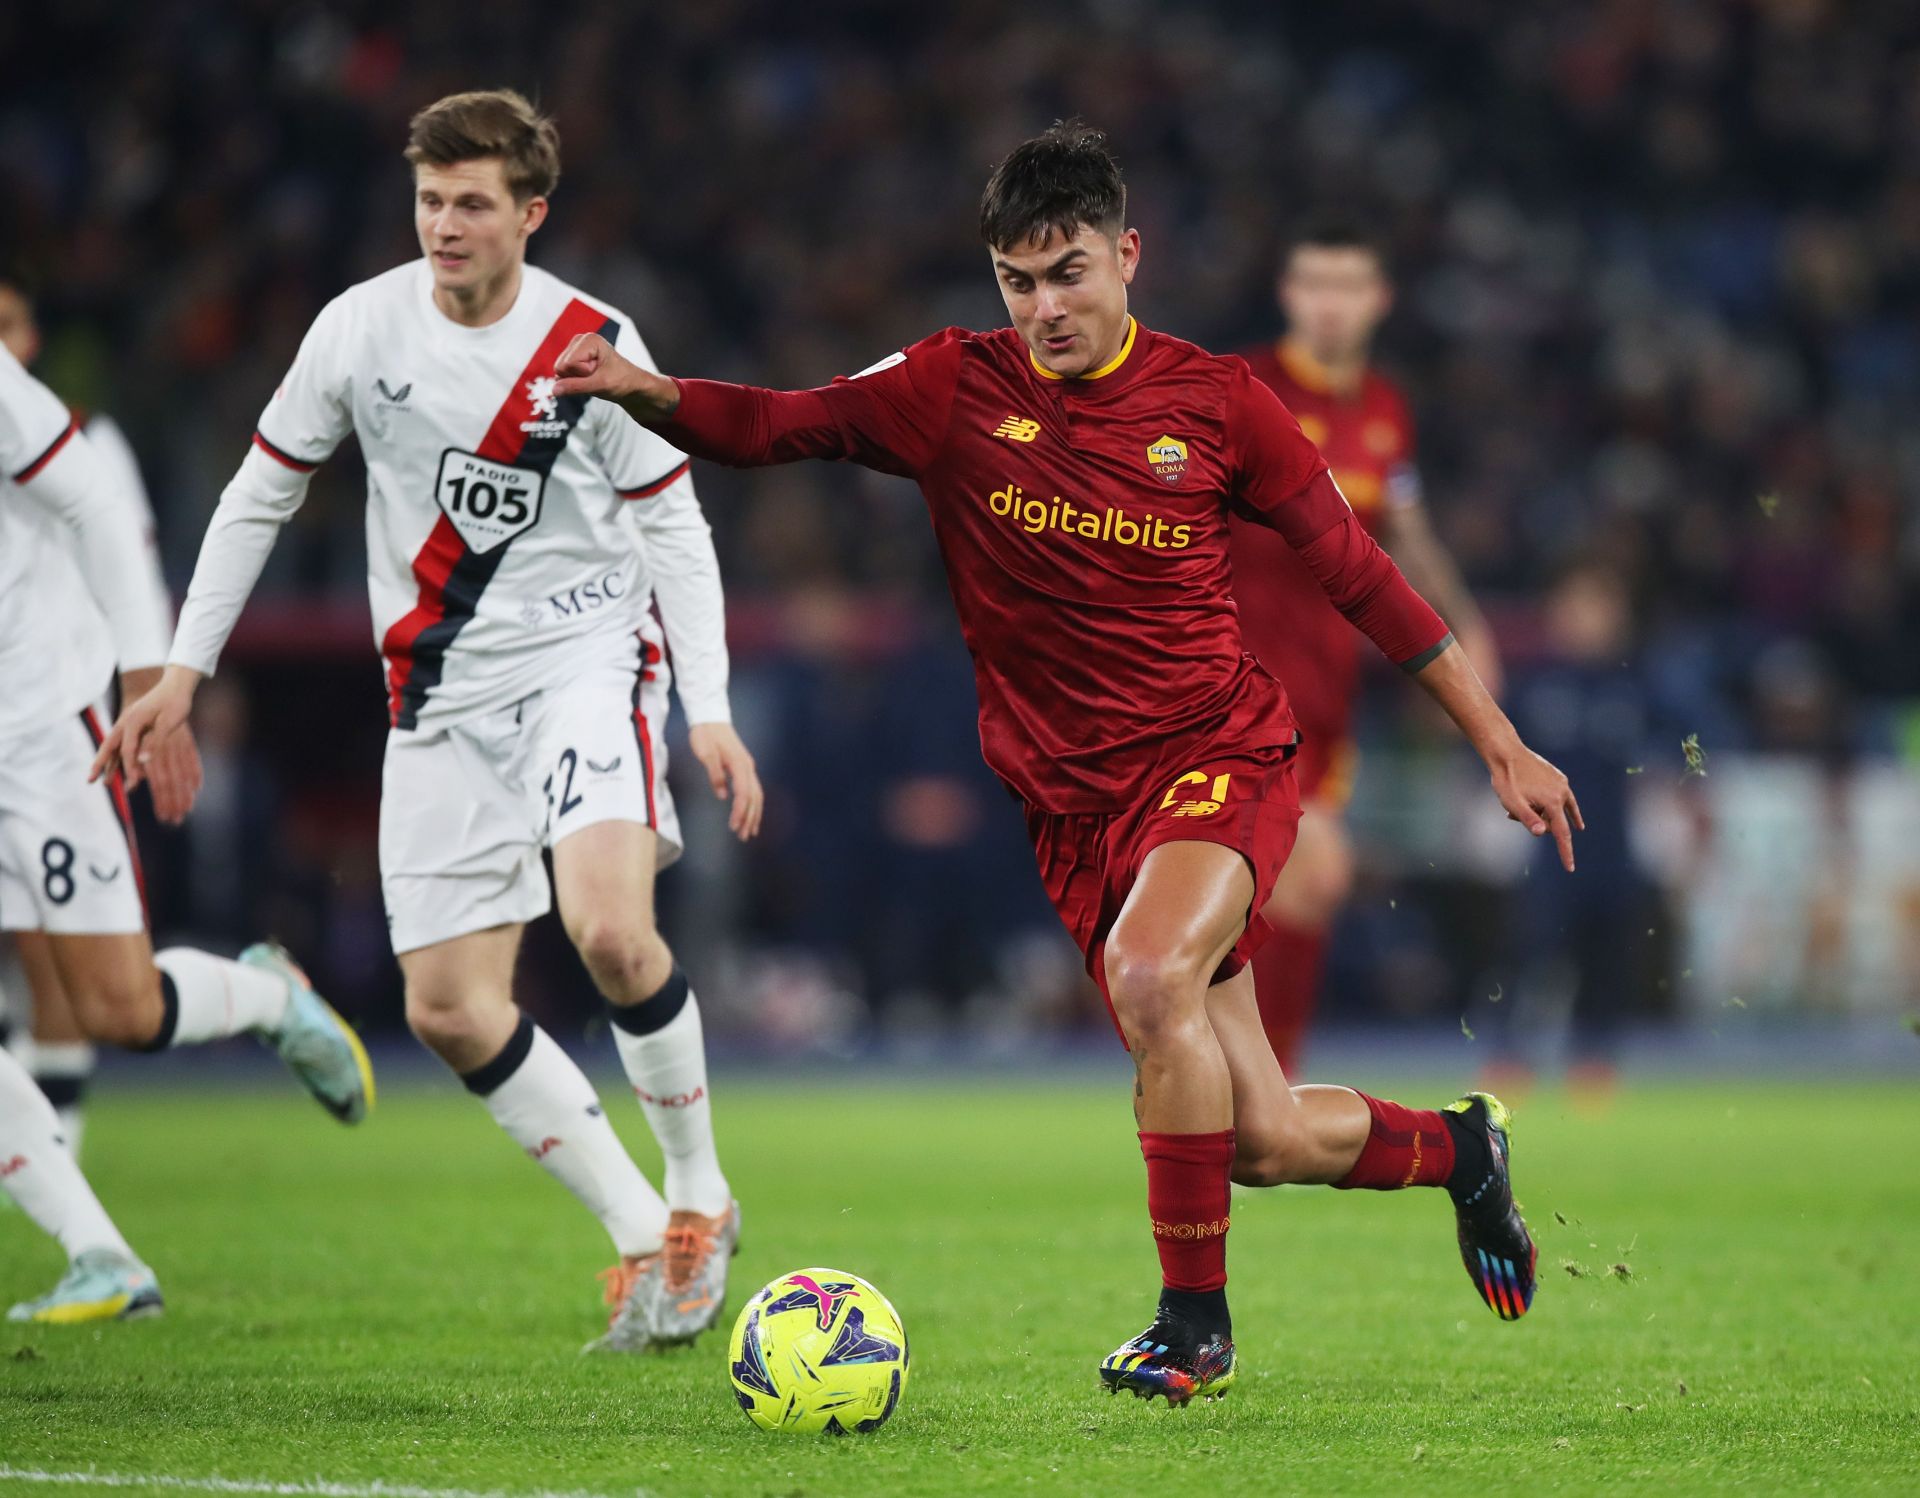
[{"xmin": 0, "ymin": 1470, "xmax": 643, "ymax": 1498}]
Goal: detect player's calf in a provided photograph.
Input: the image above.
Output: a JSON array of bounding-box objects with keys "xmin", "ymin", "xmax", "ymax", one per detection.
[{"xmin": 62, "ymin": 961, "xmax": 167, "ymax": 1051}]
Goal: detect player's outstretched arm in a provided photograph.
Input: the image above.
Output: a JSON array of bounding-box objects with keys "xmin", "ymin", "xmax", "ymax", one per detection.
[
  {"xmin": 557, "ymin": 329, "xmax": 958, "ymax": 476},
  {"xmin": 1407, "ymin": 641, "xmax": 1582, "ymax": 871}
]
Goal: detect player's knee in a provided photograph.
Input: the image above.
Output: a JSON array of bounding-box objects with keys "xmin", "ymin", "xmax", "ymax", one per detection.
[
  {"xmin": 1103, "ymin": 938, "xmax": 1206, "ymax": 1043},
  {"xmin": 404, "ymin": 988, "xmax": 493, "ymax": 1061},
  {"xmin": 570, "ymin": 916, "xmax": 668, "ymax": 995}
]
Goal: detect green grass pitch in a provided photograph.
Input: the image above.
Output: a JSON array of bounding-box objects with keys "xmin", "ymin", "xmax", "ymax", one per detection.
[{"xmin": 2, "ymin": 1069, "xmax": 1916, "ymax": 1496}]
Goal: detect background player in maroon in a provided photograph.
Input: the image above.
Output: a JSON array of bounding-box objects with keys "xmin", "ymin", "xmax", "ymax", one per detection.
[
  {"xmin": 1229, "ymin": 224, "xmax": 1502, "ymax": 1075},
  {"xmin": 550, "ymin": 123, "xmax": 1580, "ymax": 1402}
]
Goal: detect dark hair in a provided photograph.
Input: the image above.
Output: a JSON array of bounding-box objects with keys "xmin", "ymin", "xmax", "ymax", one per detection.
[
  {"xmin": 1286, "ymin": 217, "xmax": 1388, "ymax": 269},
  {"xmin": 404, "ymin": 89, "xmax": 560, "ymax": 202},
  {"xmin": 979, "ymin": 120, "xmax": 1126, "ymax": 252}
]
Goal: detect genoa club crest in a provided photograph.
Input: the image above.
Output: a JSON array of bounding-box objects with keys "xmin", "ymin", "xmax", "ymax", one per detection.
[{"xmin": 1146, "ymin": 434, "xmax": 1188, "ymax": 485}]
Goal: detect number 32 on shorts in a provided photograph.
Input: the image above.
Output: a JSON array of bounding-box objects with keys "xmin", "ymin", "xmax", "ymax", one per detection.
[{"xmin": 1160, "ymin": 769, "xmax": 1231, "ymax": 819}]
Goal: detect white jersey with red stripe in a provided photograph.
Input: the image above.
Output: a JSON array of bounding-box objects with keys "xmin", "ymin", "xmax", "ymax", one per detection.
[
  {"xmin": 0, "ymin": 346, "xmax": 171, "ymax": 738},
  {"xmin": 169, "ymin": 260, "xmax": 726, "ymax": 732}
]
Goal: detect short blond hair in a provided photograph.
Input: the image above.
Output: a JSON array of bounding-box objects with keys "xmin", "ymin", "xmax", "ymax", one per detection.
[{"xmin": 404, "ymin": 89, "xmax": 560, "ymax": 202}]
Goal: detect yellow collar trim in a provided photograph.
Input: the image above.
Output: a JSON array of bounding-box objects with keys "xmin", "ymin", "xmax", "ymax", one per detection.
[{"xmin": 1030, "ymin": 316, "xmax": 1137, "ymax": 382}]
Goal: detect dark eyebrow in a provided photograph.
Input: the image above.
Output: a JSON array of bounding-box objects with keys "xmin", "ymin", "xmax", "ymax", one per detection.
[{"xmin": 994, "ymin": 247, "xmax": 1090, "ymax": 279}]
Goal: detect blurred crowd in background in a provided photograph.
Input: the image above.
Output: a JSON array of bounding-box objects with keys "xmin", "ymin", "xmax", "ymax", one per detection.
[{"xmin": 4, "ymin": 0, "xmax": 1918, "ymax": 1062}]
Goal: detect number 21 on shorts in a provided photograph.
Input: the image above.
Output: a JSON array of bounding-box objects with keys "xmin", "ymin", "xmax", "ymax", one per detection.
[{"xmin": 1160, "ymin": 769, "xmax": 1231, "ymax": 819}]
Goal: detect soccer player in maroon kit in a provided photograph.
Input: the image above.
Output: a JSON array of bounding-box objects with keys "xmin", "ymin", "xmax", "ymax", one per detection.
[
  {"xmin": 553, "ymin": 125, "xmax": 1579, "ymax": 1403},
  {"xmin": 1231, "ymin": 224, "xmax": 1503, "ymax": 1076}
]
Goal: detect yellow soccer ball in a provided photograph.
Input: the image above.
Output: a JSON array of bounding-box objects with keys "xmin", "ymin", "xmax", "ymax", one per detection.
[{"xmin": 728, "ymin": 1268, "xmax": 909, "ymax": 1434}]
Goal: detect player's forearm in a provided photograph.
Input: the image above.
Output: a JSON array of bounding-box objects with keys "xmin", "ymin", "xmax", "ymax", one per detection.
[
  {"xmin": 638, "ymin": 480, "xmax": 733, "ymax": 724},
  {"xmin": 87, "ymin": 414, "xmax": 177, "ymax": 648},
  {"xmin": 648, "ymin": 378, "xmax": 849, "ymax": 468},
  {"xmin": 1407, "ymin": 641, "xmax": 1526, "ymax": 766},
  {"xmin": 167, "ymin": 451, "xmax": 311, "ymax": 677},
  {"xmin": 1294, "ymin": 505, "xmax": 1451, "ymax": 665},
  {"xmin": 29, "ymin": 435, "xmax": 172, "ymax": 671}
]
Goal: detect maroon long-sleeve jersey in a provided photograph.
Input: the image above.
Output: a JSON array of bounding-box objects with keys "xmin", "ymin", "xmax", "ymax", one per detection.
[{"xmin": 658, "ymin": 319, "xmax": 1450, "ymax": 814}]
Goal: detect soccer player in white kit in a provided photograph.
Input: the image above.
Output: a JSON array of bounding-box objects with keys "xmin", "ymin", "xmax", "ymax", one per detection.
[
  {"xmin": 97, "ymin": 90, "xmax": 761, "ymax": 1350},
  {"xmin": 0, "ymin": 344, "xmax": 371, "ymax": 1322},
  {"xmin": 0, "ymin": 267, "xmax": 192, "ymax": 1157}
]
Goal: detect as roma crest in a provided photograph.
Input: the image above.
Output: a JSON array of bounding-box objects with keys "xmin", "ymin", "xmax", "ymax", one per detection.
[{"xmin": 1146, "ymin": 434, "xmax": 1189, "ymax": 486}]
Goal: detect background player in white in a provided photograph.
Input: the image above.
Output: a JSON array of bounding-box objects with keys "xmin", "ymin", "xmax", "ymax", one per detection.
[
  {"xmin": 0, "ymin": 266, "xmax": 196, "ymax": 1157},
  {"xmin": 97, "ymin": 90, "xmax": 763, "ymax": 1350},
  {"xmin": 0, "ymin": 344, "xmax": 370, "ymax": 1316}
]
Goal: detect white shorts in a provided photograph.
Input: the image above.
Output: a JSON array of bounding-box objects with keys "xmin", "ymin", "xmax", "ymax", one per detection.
[
  {"xmin": 0, "ymin": 700, "xmax": 147, "ymax": 936},
  {"xmin": 379, "ymin": 633, "xmax": 682, "ymax": 955}
]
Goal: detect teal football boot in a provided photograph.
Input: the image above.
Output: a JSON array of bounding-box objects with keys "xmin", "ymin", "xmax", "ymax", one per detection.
[
  {"xmin": 8, "ymin": 1248, "xmax": 163, "ymax": 1325},
  {"xmin": 242, "ymin": 941, "xmax": 374, "ymax": 1124}
]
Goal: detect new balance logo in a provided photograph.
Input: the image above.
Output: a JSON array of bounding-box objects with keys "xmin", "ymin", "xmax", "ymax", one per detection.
[{"xmin": 992, "ymin": 415, "xmax": 1041, "ymax": 443}]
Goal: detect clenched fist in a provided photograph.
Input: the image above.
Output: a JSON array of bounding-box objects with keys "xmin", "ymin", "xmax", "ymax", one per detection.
[{"xmin": 552, "ymin": 333, "xmax": 681, "ymax": 421}]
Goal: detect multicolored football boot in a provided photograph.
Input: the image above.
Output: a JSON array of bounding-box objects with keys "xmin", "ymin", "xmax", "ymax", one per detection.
[
  {"xmin": 649, "ymin": 1200, "xmax": 740, "ymax": 1344},
  {"xmin": 7, "ymin": 1248, "xmax": 163, "ymax": 1325},
  {"xmin": 242, "ymin": 941, "xmax": 374, "ymax": 1125},
  {"xmin": 1444, "ymin": 1091, "xmax": 1537, "ymax": 1321},
  {"xmin": 1099, "ymin": 1316, "xmax": 1237, "ymax": 1405},
  {"xmin": 583, "ymin": 1251, "xmax": 662, "ymax": 1353}
]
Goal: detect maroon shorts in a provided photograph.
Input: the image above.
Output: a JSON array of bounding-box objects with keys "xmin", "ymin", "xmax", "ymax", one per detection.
[{"xmin": 1025, "ymin": 741, "xmax": 1302, "ymax": 1042}]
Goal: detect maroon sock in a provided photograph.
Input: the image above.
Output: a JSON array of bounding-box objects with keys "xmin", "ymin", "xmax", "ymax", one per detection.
[
  {"xmin": 1139, "ymin": 1129, "xmax": 1235, "ymax": 1291},
  {"xmin": 1332, "ymin": 1093, "xmax": 1456, "ymax": 1190}
]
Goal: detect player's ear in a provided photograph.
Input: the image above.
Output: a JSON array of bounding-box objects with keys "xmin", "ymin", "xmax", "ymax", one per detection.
[
  {"xmin": 1116, "ymin": 227, "xmax": 1140, "ymax": 286},
  {"xmin": 521, "ymin": 196, "xmax": 549, "ymax": 238}
]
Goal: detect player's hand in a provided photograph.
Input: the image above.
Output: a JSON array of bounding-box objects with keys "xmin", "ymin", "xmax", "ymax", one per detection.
[
  {"xmin": 138, "ymin": 718, "xmax": 204, "ymax": 824},
  {"xmin": 552, "ymin": 333, "xmax": 681, "ymax": 419},
  {"xmin": 91, "ymin": 665, "xmax": 202, "ymax": 799},
  {"xmin": 687, "ymin": 722, "xmax": 765, "ymax": 841},
  {"xmin": 1489, "ymin": 746, "xmax": 1583, "ymax": 873}
]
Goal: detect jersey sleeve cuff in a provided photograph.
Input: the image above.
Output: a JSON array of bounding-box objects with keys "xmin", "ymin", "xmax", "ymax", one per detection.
[
  {"xmin": 1398, "ymin": 632, "xmax": 1455, "ymax": 674},
  {"xmin": 618, "ymin": 458, "xmax": 691, "ymax": 499},
  {"xmin": 11, "ymin": 415, "xmax": 79, "ymax": 484},
  {"xmin": 678, "ymin": 692, "xmax": 733, "ymax": 726}
]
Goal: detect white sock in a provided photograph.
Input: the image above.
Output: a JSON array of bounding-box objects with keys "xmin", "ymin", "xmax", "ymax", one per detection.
[
  {"xmin": 610, "ymin": 973, "xmax": 731, "ymax": 1216},
  {"xmin": 0, "ymin": 1044, "xmax": 133, "ymax": 1260},
  {"xmin": 154, "ymin": 948, "xmax": 292, "ymax": 1044},
  {"xmin": 24, "ymin": 1039, "xmax": 94, "ymax": 1159},
  {"xmin": 465, "ymin": 1017, "xmax": 668, "ymax": 1257}
]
